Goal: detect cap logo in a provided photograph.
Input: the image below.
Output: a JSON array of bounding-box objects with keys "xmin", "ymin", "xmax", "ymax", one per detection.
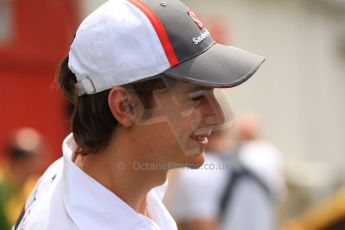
[
  {"xmin": 193, "ymin": 29, "xmax": 210, "ymax": 45},
  {"xmin": 187, "ymin": 10, "xmax": 204, "ymax": 29}
]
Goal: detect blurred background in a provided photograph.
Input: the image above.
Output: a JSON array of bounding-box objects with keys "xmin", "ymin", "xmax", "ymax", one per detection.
[{"xmin": 0, "ymin": 0, "xmax": 344, "ymax": 229}]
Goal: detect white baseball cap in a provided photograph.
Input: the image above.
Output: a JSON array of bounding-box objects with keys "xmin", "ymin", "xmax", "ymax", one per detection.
[{"xmin": 69, "ymin": 0, "xmax": 265, "ymax": 96}]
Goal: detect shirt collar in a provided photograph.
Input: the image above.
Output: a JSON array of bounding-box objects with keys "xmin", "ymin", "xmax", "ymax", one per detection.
[{"xmin": 61, "ymin": 133, "xmax": 176, "ymax": 230}]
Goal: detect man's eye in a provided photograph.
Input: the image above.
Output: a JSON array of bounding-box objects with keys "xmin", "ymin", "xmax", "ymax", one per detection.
[
  {"xmin": 191, "ymin": 96, "xmax": 204, "ymax": 101},
  {"xmin": 191, "ymin": 96, "xmax": 205, "ymax": 106}
]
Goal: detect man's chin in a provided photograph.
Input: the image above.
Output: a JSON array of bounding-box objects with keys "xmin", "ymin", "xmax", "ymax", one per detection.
[{"xmin": 184, "ymin": 150, "xmax": 205, "ymax": 169}]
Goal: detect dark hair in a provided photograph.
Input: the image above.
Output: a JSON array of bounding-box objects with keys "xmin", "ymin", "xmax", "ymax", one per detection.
[{"xmin": 57, "ymin": 56, "xmax": 167, "ymax": 155}]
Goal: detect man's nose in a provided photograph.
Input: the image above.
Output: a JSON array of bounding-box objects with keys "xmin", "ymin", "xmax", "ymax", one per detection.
[{"xmin": 200, "ymin": 94, "xmax": 226, "ymax": 128}]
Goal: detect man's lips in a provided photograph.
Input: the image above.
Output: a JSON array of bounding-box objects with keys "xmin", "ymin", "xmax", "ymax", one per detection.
[
  {"xmin": 190, "ymin": 128, "xmax": 212, "ymax": 145},
  {"xmin": 190, "ymin": 135, "xmax": 209, "ymax": 145}
]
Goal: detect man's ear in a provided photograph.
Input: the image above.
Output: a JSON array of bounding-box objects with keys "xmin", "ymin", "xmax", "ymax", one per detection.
[{"xmin": 108, "ymin": 87, "xmax": 136, "ymax": 127}]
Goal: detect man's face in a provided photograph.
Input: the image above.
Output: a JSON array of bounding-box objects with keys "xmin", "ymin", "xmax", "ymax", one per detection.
[{"xmin": 131, "ymin": 78, "xmax": 227, "ymax": 168}]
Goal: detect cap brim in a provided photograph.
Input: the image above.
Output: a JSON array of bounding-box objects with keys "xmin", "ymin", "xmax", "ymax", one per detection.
[{"xmin": 164, "ymin": 43, "xmax": 265, "ymax": 88}]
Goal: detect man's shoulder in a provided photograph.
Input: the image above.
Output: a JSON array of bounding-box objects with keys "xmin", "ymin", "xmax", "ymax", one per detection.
[
  {"xmin": 15, "ymin": 157, "xmax": 75, "ymax": 229},
  {"xmin": 26, "ymin": 157, "xmax": 64, "ymax": 205},
  {"xmin": 42, "ymin": 157, "xmax": 64, "ymax": 177}
]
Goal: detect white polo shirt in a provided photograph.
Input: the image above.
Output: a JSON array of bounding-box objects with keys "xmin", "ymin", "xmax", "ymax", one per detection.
[{"xmin": 15, "ymin": 134, "xmax": 177, "ymax": 230}]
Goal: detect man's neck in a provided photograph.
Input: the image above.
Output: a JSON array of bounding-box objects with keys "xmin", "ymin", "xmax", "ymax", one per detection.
[{"xmin": 73, "ymin": 132, "xmax": 167, "ymax": 216}]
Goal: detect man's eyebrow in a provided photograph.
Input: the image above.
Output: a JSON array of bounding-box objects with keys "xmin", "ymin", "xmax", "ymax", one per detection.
[{"xmin": 188, "ymin": 86, "xmax": 209, "ymax": 92}]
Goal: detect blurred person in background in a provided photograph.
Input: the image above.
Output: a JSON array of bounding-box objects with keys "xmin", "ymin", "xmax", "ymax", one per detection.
[
  {"xmin": 0, "ymin": 128, "xmax": 44, "ymax": 230},
  {"xmin": 164, "ymin": 127, "xmax": 236, "ymax": 230},
  {"xmin": 220, "ymin": 114, "xmax": 287, "ymax": 230},
  {"xmin": 164, "ymin": 113, "xmax": 286, "ymax": 230}
]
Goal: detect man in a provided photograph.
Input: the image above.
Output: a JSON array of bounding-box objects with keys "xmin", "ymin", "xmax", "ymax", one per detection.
[{"xmin": 14, "ymin": 0, "xmax": 264, "ymax": 229}]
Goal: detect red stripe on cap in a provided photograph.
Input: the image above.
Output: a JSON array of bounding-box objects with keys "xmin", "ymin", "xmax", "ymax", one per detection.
[{"xmin": 128, "ymin": 0, "xmax": 179, "ymax": 66}]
